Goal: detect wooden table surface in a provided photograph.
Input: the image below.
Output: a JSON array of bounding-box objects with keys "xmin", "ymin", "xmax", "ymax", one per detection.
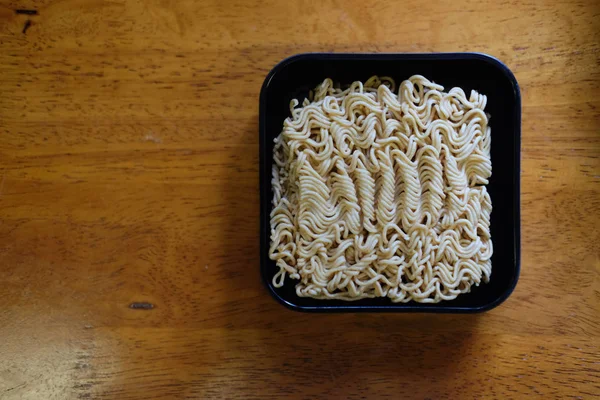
[{"xmin": 1, "ymin": 0, "xmax": 599, "ymax": 398}]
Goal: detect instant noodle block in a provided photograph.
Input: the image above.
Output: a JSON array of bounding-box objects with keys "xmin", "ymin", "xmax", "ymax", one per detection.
[{"xmin": 259, "ymin": 53, "xmax": 521, "ymax": 312}]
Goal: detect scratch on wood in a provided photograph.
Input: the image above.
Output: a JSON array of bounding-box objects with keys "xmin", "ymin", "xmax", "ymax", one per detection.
[
  {"xmin": 129, "ymin": 302, "xmax": 155, "ymax": 310},
  {"xmin": 143, "ymin": 133, "xmax": 162, "ymax": 144},
  {"xmin": 22, "ymin": 20, "xmax": 32, "ymax": 34},
  {"xmin": 15, "ymin": 9, "xmax": 38, "ymax": 15}
]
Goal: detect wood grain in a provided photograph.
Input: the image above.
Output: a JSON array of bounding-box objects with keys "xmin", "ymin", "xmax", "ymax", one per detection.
[{"xmin": 0, "ymin": 0, "xmax": 599, "ymax": 398}]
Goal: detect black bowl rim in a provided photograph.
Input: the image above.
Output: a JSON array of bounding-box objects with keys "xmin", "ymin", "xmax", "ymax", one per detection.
[{"xmin": 259, "ymin": 52, "xmax": 521, "ymax": 313}]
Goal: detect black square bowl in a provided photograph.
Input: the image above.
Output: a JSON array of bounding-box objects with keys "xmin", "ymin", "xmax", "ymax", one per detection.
[{"xmin": 259, "ymin": 53, "xmax": 521, "ymax": 312}]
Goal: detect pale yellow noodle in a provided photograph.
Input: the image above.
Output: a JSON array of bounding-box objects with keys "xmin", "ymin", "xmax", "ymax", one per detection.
[{"xmin": 269, "ymin": 75, "xmax": 492, "ymax": 303}]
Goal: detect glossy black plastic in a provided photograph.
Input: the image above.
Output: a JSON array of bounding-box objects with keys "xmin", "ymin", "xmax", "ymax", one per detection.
[{"xmin": 259, "ymin": 53, "xmax": 521, "ymax": 312}]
